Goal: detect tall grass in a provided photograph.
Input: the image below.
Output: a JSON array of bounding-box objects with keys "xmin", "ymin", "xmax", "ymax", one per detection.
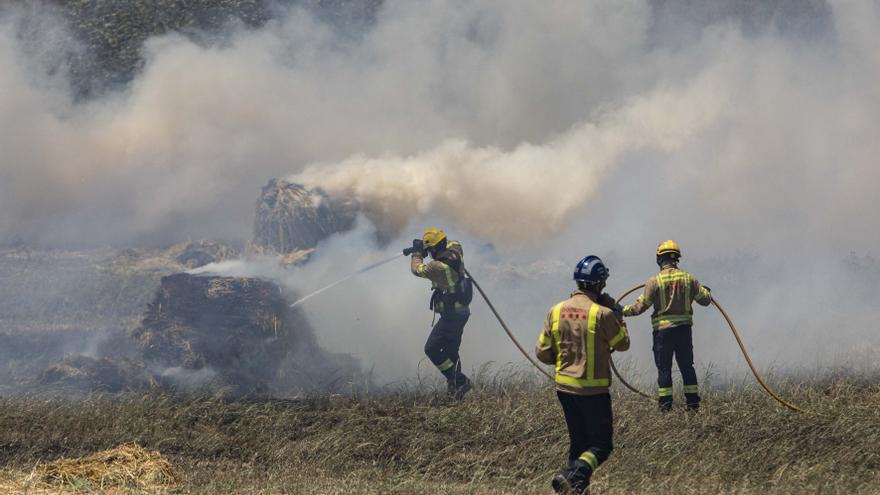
[{"xmin": 1, "ymin": 371, "xmax": 877, "ymax": 494}]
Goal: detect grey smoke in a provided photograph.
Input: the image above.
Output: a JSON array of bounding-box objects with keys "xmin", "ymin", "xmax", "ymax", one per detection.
[{"xmin": 1, "ymin": 1, "xmax": 878, "ymax": 382}]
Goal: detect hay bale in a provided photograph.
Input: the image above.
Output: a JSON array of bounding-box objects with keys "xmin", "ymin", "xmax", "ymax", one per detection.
[
  {"xmin": 38, "ymin": 355, "xmax": 155, "ymax": 392},
  {"xmin": 252, "ymin": 179, "xmax": 357, "ymax": 255},
  {"xmin": 171, "ymin": 240, "xmax": 239, "ymax": 269},
  {"xmin": 34, "ymin": 443, "xmax": 176, "ymax": 492},
  {"xmin": 132, "ymin": 273, "xmax": 323, "ymax": 395}
]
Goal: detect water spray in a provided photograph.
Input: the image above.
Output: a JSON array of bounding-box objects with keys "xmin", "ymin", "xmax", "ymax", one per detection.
[{"xmin": 289, "ymin": 253, "xmax": 404, "ymax": 308}]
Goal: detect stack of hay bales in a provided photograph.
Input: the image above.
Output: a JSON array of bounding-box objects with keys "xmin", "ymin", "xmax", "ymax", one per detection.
[
  {"xmin": 251, "ymin": 179, "xmax": 358, "ymax": 260},
  {"xmin": 132, "ymin": 273, "xmax": 323, "ymax": 395}
]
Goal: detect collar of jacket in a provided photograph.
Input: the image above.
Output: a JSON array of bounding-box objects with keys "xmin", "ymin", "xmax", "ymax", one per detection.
[
  {"xmin": 660, "ymin": 263, "xmax": 679, "ymax": 271},
  {"xmin": 570, "ymin": 288, "xmax": 599, "ymax": 300}
]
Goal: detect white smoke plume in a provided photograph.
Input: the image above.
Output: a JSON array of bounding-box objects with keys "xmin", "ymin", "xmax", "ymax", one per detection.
[{"xmin": 1, "ymin": 1, "xmax": 879, "ymax": 383}]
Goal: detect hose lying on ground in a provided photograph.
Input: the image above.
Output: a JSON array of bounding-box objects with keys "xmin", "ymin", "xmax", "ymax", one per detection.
[{"xmin": 612, "ymin": 284, "xmax": 808, "ymax": 413}]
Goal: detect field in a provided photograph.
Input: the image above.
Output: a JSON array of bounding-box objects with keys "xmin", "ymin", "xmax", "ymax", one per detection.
[{"xmin": 1, "ymin": 372, "xmax": 878, "ymax": 494}]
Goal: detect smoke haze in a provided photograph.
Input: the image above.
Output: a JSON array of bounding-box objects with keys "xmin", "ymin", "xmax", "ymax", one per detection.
[{"xmin": 1, "ymin": 1, "xmax": 879, "ymax": 383}]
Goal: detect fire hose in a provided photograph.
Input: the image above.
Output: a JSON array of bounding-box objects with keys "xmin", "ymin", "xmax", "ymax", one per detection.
[
  {"xmin": 611, "ymin": 284, "xmax": 806, "ymax": 413},
  {"xmin": 291, "ymin": 254, "xmax": 806, "ymax": 412},
  {"xmin": 468, "ymin": 269, "xmax": 807, "ymax": 413},
  {"xmin": 464, "ymin": 268, "xmax": 554, "ymax": 381}
]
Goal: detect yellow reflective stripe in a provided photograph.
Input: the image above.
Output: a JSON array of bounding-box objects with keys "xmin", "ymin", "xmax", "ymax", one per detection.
[
  {"xmin": 656, "ymin": 275, "xmax": 667, "ymax": 310},
  {"xmin": 684, "ymin": 384, "xmax": 699, "ymax": 394},
  {"xmin": 684, "ymin": 274, "xmax": 693, "ymax": 314},
  {"xmin": 436, "ymin": 358, "xmax": 455, "ymax": 372},
  {"xmin": 442, "ymin": 263, "xmax": 456, "ymax": 293},
  {"xmin": 538, "ymin": 331, "xmax": 550, "ymax": 346},
  {"xmin": 609, "ymin": 326, "xmax": 627, "ymax": 347},
  {"xmin": 578, "ymin": 452, "xmax": 598, "ymax": 470},
  {"xmin": 658, "ymin": 387, "xmax": 673, "ymax": 397},
  {"xmin": 416, "ymin": 264, "xmax": 428, "ymax": 275},
  {"xmin": 556, "ymin": 375, "xmax": 610, "ymax": 388},
  {"xmin": 652, "ymin": 315, "xmax": 693, "ymax": 327},
  {"xmin": 586, "ymin": 304, "xmax": 599, "ymax": 381},
  {"xmin": 550, "ymin": 303, "xmax": 564, "ymax": 367}
]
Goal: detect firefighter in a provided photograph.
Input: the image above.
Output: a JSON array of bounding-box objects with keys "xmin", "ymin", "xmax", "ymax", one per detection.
[
  {"xmin": 407, "ymin": 228, "xmax": 473, "ymax": 399},
  {"xmin": 622, "ymin": 240, "xmax": 712, "ymax": 411},
  {"xmin": 536, "ymin": 255, "xmax": 630, "ymax": 495}
]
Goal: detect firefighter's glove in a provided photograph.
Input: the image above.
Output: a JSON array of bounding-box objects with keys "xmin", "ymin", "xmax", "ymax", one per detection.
[
  {"xmin": 597, "ymin": 293, "xmax": 624, "ymax": 317},
  {"xmin": 597, "ymin": 292, "xmax": 617, "ymax": 308},
  {"xmin": 403, "ymin": 238, "xmax": 425, "ymax": 256}
]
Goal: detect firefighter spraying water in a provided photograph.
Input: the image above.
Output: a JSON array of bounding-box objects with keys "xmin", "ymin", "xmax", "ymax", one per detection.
[{"xmin": 404, "ymin": 228, "xmax": 474, "ymax": 399}]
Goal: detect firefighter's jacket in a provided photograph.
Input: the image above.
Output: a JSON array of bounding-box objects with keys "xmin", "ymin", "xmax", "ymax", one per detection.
[
  {"xmin": 622, "ymin": 265, "xmax": 711, "ymax": 330},
  {"xmin": 535, "ymin": 290, "xmax": 630, "ymax": 396},
  {"xmin": 411, "ymin": 241, "xmax": 469, "ymax": 315}
]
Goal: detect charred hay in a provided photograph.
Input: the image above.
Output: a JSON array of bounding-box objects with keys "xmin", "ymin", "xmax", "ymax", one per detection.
[
  {"xmin": 132, "ymin": 273, "xmax": 354, "ymax": 396},
  {"xmin": 38, "ymin": 355, "xmax": 155, "ymax": 393},
  {"xmin": 171, "ymin": 240, "xmax": 239, "ymax": 268},
  {"xmin": 252, "ymin": 179, "xmax": 357, "ymax": 255}
]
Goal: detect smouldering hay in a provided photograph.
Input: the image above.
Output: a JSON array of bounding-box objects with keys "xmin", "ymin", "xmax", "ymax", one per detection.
[
  {"xmin": 34, "ymin": 443, "xmax": 177, "ymax": 492},
  {"xmin": 252, "ymin": 179, "xmax": 357, "ymax": 254}
]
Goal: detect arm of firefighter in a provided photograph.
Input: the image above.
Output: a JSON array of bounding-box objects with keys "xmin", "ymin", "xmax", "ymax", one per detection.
[
  {"xmin": 605, "ymin": 311, "xmax": 630, "ymax": 352},
  {"xmin": 535, "ymin": 308, "xmax": 556, "ymax": 365},
  {"xmin": 410, "ymin": 252, "xmax": 431, "ymax": 278},
  {"xmin": 691, "ymin": 276, "xmax": 712, "ymax": 306},
  {"xmin": 622, "ymin": 279, "xmax": 655, "ymax": 317}
]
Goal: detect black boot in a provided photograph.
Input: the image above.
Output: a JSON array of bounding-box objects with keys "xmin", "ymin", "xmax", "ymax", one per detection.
[
  {"xmin": 551, "ymin": 459, "xmax": 592, "ymax": 494},
  {"xmin": 447, "ymin": 376, "xmax": 472, "ymax": 400},
  {"xmin": 685, "ymin": 393, "xmax": 701, "ymax": 411},
  {"xmin": 658, "ymin": 395, "xmax": 673, "ymax": 412}
]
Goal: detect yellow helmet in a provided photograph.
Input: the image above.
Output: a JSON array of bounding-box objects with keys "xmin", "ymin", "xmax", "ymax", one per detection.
[
  {"xmin": 656, "ymin": 240, "xmax": 681, "ymax": 257},
  {"xmin": 422, "ymin": 228, "xmax": 447, "ymax": 248}
]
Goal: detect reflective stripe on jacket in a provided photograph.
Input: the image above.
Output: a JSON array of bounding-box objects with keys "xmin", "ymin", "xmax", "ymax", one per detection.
[
  {"xmin": 622, "ymin": 266, "xmax": 711, "ymax": 330},
  {"xmin": 411, "ymin": 241, "xmax": 468, "ymax": 314},
  {"xmin": 535, "ymin": 290, "xmax": 630, "ymax": 396}
]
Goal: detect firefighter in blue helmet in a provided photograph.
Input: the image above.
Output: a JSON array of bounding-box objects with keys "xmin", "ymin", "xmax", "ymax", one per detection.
[
  {"xmin": 406, "ymin": 228, "xmax": 473, "ymax": 399},
  {"xmin": 536, "ymin": 255, "xmax": 630, "ymax": 494}
]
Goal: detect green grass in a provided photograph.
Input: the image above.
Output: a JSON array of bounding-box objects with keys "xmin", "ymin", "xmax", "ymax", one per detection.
[{"xmin": 1, "ymin": 373, "xmax": 878, "ymax": 494}]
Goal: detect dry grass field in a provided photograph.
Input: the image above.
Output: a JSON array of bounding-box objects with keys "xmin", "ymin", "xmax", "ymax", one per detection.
[{"xmin": 1, "ymin": 373, "xmax": 878, "ymax": 494}]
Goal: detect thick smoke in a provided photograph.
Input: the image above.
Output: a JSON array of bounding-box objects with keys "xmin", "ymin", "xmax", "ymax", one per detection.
[{"xmin": 1, "ymin": 1, "xmax": 879, "ymax": 382}]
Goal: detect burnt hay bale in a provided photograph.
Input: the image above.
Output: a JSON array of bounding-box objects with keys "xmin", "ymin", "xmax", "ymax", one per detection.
[
  {"xmin": 252, "ymin": 179, "xmax": 357, "ymax": 255},
  {"xmin": 172, "ymin": 240, "xmax": 239, "ymax": 269},
  {"xmin": 38, "ymin": 355, "xmax": 155, "ymax": 392},
  {"xmin": 132, "ymin": 273, "xmax": 344, "ymax": 395}
]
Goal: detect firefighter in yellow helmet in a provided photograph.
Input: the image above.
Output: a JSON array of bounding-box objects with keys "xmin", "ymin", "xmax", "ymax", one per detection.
[
  {"xmin": 536, "ymin": 255, "xmax": 630, "ymax": 494},
  {"xmin": 405, "ymin": 228, "xmax": 473, "ymax": 399},
  {"xmin": 622, "ymin": 240, "xmax": 712, "ymax": 411}
]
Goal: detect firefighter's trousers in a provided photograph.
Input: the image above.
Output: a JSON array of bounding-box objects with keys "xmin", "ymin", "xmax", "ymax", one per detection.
[
  {"xmin": 425, "ymin": 312, "xmax": 469, "ymax": 386},
  {"xmin": 652, "ymin": 324, "xmax": 700, "ymax": 409},
  {"xmin": 557, "ymin": 391, "xmax": 613, "ymax": 473}
]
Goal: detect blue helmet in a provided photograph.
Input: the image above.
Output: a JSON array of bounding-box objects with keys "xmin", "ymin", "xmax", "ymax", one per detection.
[{"xmin": 573, "ymin": 255, "xmax": 609, "ymax": 284}]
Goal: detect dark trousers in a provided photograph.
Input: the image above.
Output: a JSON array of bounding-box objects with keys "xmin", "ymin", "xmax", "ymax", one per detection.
[
  {"xmin": 557, "ymin": 392, "xmax": 613, "ymax": 469},
  {"xmin": 652, "ymin": 325, "xmax": 700, "ymax": 408},
  {"xmin": 425, "ymin": 313, "xmax": 469, "ymax": 384}
]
